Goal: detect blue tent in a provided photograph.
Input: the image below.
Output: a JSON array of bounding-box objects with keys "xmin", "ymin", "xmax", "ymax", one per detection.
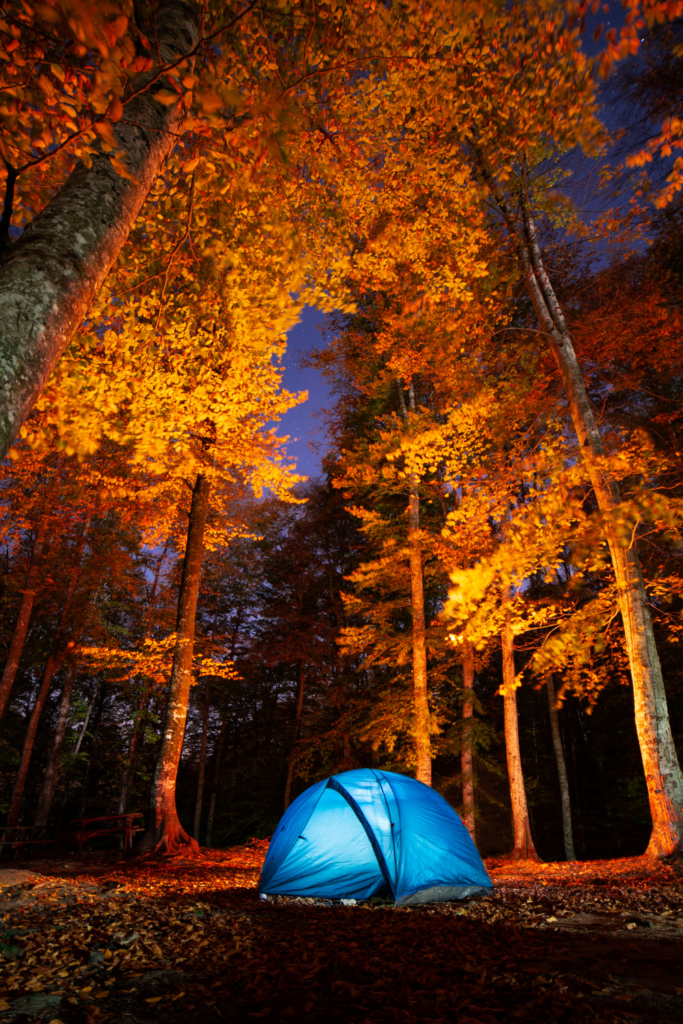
[{"xmin": 258, "ymin": 768, "xmax": 492, "ymax": 905}]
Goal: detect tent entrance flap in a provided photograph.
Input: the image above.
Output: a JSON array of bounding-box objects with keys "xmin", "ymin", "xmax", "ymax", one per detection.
[{"xmin": 327, "ymin": 777, "xmax": 395, "ymax": 897}]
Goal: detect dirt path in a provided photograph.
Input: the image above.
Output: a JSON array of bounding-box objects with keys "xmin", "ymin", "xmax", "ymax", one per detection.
[{"xmin": 0, "ymin": 852, "xmax": 680, "ymax": 1023}]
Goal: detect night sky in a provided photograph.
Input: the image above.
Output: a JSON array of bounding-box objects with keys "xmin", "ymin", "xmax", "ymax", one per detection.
[{"xmin": 279, "ymin": 306, "xmax": 332, "ymax": 480}]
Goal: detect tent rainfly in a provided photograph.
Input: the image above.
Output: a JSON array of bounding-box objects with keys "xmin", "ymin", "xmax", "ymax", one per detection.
[{"xmin": 258, "ymin": 768, "xmax": 492, "ymax": 905}]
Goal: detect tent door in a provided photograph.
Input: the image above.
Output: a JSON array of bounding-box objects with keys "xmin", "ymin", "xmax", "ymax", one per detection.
[{"xmin": 327, "ymin": 777, "xmax": 395, "ymax": 897}]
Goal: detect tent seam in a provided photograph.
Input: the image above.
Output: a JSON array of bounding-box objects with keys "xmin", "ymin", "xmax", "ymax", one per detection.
[
  {"xmin": 258, "ymin": 782, "xmax": 328, "ymax": 892},
  {"xmin": 327, "ymin": 777, "xmax": 395, "ymax": 897}
]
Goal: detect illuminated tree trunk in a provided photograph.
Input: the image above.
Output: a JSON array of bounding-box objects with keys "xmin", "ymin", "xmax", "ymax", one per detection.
[
  {"xmin": 0, "ymin": 0, "xmax": 199, "ymax": 461},
  {"xmin": 193, "ymin": 682, "xmax": 211, "ymax": 841},
  {"xmin": 284, "ymin": 663, "xmax": 306, "ymax": 810},
  {"xmin": 33, "ymin": 660, "xmax": 78, "ymax": 827},
  {"xmin": 0, "ymin": 515, "xmax": 49, "ymax": 722},
  {"xmin": 461, "ymin": 641, "xmax": 476, "ymax": 842},
  {"xmin": 137, "ymin": 473, "xmax": 210, "ymax": 856},
  {"xmin": 6, "ymin": 514, "xmax": 90, "ymax": 825},
  {"xmin": 502, "ymin": 620, "xmax": 540, "ymax": 861},
  {"xmin": 546, "ymin": 675, "xmax": 576, "ymax": 861},
  {"xmin": 491, "ymin": 182, "xmax": 683, "ymax": 858},
  {"xmin": 398, "ymin": 378, "xmax": 431, "ymax": 786}
]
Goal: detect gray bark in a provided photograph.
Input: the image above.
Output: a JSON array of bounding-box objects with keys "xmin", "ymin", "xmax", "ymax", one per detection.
[
  {"xmin": 193, "ymin": 681, "xmax": 211, "ymax": 840},
  {"xmin": 0, "ymin": 1, "xmax": 199, "ymax": 459},
  {"xmin": 33, "ymin": 659, "xmax": 78, "ymax": 826},
  {"xmin": 546, "ymin": 675, "xmax": 576, "ymax": 861}
]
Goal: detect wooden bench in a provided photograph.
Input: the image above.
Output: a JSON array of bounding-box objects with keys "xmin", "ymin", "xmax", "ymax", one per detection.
[
  {"xmin": 0, "ymin": 825, "xmax": 56, "ymax": 859},
  {"xmin": 70, "ymin": 813, "xmax": 144, "ymax": 854}
]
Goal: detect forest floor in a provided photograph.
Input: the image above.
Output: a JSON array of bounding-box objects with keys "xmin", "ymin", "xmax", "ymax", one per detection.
[{"xmin": 0, "ymin": 846, "xmax": 682, "ymax": 1024}]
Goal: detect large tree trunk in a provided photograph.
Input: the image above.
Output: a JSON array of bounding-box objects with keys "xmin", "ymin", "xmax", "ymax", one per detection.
[
  {"xmin": 487, "ymin": 171, "xmax": 683, "ymax": 858},
  {"xmin": 461, "ymin": 641, "xmax": 476, "ymax": 843},
  {"xmin": 33, "ymin": 659, "xmax": 78, "ymax": 827},
  {"xmin": 0, "ymin": 515, "xmax": 49, "ymax": 721},
  {"xmin": 284, "ymin": 663, "xmax": 306, "ymax": 810},
  {"xmin": 546, "ymin": 675, "xmax": 576, "ymax": 861},
  {"xmin": 0, "ymin": 1, "xmax": 199, "ymax": 461},
  {"xmin": 398, "ymin": 379, "xmax": 431, "ymax": 786},
  {"xmin": 193, "ymin": 681, "xmax": 211, "ymax": 841},
  {"xmin": 6, "ymin": 514, "xmax": 90, "ymax": 825},
  {"xmin": 502, "ymin": 620, "xmax": 540, "ymax": 861},
  {"xmin": 136, "ymin": 473, "xmax": 211, "ymax": 856}
]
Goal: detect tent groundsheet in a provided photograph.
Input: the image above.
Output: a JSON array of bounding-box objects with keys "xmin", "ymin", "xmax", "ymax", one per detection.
[{"xmin": 258, "ymin": 768, "xmax": 492, "ymax": 905}]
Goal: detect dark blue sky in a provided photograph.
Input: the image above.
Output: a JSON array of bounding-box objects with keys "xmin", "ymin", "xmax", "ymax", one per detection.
[{"xmin": 278, "ymin": 307, "xmax": 332, "ymax": 480}]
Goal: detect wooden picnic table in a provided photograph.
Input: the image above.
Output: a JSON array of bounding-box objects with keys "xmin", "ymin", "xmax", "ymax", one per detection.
[{"xmin": 70, "ymin": 812, "xmax": 144, "ymax": 854}]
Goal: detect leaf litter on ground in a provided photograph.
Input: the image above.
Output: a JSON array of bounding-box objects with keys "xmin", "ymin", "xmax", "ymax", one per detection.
[{"xmin": 0, "ymin": 846, "xmax": 682, "ymax": 1023}]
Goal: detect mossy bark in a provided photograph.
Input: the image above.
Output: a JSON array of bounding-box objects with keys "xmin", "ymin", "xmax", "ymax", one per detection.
[{"xmin": 0, "ymin": 1, "xmax": 199, "ymax": 460}]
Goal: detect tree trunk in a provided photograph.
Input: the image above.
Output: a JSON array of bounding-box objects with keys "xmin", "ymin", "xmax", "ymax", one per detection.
[
  {"xmin": 74, "ymin": 681, "xmax": 100, "ymax": 757},
  {"xmin": 117, "ymin": 539, "xmax": 169, "ymax": 813},
  {"xmin": 118, "ymin": 689, "xmax": 149, "ymax": 815},
  {"xmin": 77, "ymin": 683, "xmax": 107, "ymax": 820},
  {"xmin": 461, "ymin": 641, "xmax": 476, "ymax": 843},
  {"xmin": 502, "ymin": 620, "xmax": 540, "ymax": 861},
  {"xmin": 487, "ymin": 169, "xmax": 683, "ymax": 858},
  {"xmin": 546, "ymin": 675, "xmax": 576, "ymax": 861},
  {"xmin": 136, "ymin": 473, "xmax": 211, "ymax": 855},
  {"xmin": 0, "ymin": 515, "xmax": 49, "ymax": 721},
  {"xmin": 6, "ymin": 514, "xmax": 90, "ymax": 825},
  {"xmin": 0, "ymin": 1, "xmax": 200, "ymax": 461},
  {"xmin": 284, "ymin": 663, "xmax": 306, "ymax": 810},
  {"xmin": 193, "ymin": 681, "xmax": 211, "ymax": 841},
  {"xmin": 33, "ymin": 659, "xmax": 78, "ymax": 826},
  {"xmin": 398, "ymin": 378, "xmax": 431, "ymax": 786},
  {"xmin": 206, "ymin": 706, "xmax": 228, "ymax": 848}
]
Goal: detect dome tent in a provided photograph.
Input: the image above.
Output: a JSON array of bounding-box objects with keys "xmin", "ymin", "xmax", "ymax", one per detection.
[{"xmin": 258, "ymin": 768, "xmax": 491, "ymax": 905}]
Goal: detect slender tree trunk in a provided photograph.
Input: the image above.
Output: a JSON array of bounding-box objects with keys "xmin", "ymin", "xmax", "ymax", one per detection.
[
  {"xmin": 0, "ymin": 515, "xmax": 49, "ymax": 722},
  {"xmin": 206, "ymin": 706, "xmax": 228, "ymax": 848},
  {"xmin": 117, "ymin": 538, "xmax": 169, "ymax": 814},
  {"xmin": 284, "ymin": 663, "xmax": 306, "ymax": 810},
  {"xmin": 546, "ymin": 675, "xmax": 576, "ymax": 861},
  {"xmin": 137, "ymin": 473, "xmax": 211, "ymax": 855},
  {"xmin": 205, "ymin": 611, "xmax": 241, "ymax": 847},
  {"xmin": 461, "ymin": 641, "xmax": 476, "ymax": 843},
  {"xmin": 78, "ymin": 684, "xmax": 107, "ymax": 820},
  {"xmin": 74, "ymin": 680, "xmax": 100, "ymax": 757},
  {"xmin": 6, "ymin": 514, "xmax": 90, "ymax": 826},
  {"xmin": 33, "ymin": 659, "xmax": 78, "ymax": 826},
  {"xmin": 486, "ymin": 167, "xmax": 683, "ymax": 857},
  {"xmin": 501, "ymin": 620, "xmax": 540, "ymax": 861},
  {"xmin": 118, "ymin": 689, "xmax": 149, "ymax": 815},
  {"xmin": 398, "ymin": 379, "xmax": 431, "ymax": 785},
  {"xmin": 193, "ymin": 682, "xmax": 211, "ymax": 841},
  {"xmin": 0, "ymin": 1, "xmax": 200, "ymax": 461}
]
